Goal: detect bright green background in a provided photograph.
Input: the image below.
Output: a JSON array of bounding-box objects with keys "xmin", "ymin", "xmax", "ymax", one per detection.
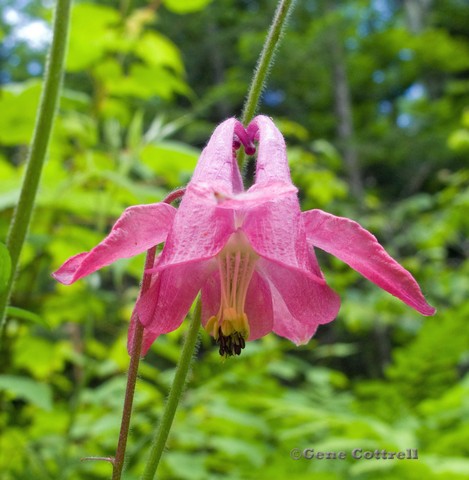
[{"xmin": 1, "ymin": 0, "xmax": 468, "ymax": 479}]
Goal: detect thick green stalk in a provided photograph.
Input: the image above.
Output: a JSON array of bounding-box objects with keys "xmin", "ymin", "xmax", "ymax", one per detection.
[
  {"xmin": 238, "ymin": 0, "xmax": 296, "ymax": 168},
  {"xmin": 0, "ymin": 0, "xmax": 72, "ymax": 337},
  {"xmin": 141, "ymin": 299, "xmax": 201, "ymax": 480}
]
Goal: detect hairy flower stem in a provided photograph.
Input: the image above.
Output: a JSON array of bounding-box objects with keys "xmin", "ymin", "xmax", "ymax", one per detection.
[
  {"xmin": 238, "ymin": 0, "xmax": 296, "ymax": 169},
  {"xmin": 141, "ymin": 299, "xmax": 201, "ymax": 480},
  {"xmin": 111, "ymin": 247, "xmax": 156, "ymax": 480},
  {"xmin": 0, "ymin": 0, "xmax": 72, "ymax": 342}
]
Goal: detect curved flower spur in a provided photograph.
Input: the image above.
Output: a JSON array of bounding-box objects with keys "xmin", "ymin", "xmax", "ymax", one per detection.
[{"xmin": 53, "ymin": 116, "xmax": 435, "ymax": 357}]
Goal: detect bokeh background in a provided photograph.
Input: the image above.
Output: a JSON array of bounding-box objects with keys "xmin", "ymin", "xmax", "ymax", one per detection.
[{"xmin": 1, "ymin": 0, "xmax": 468, "ymax": 478}]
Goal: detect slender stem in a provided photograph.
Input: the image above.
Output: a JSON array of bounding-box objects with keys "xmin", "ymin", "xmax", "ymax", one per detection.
[
  {"xmin": 238, "ymin": 0, "xmax": 296, "ymax": 169},
  {"xmin": 141, "ymin": 299, "xmax": 201, "ymax": 480},
  {"xmin": 112, "ymin": 322, "xmax": 143, "ymax": 479},
  {"xmin": 0, "ymin": 0, "xmax": 72, "ymax": 339},
  {"xmin": 241, "ymin": 0, "xmax": 296, "ymax": 125},
  {"xmin": 112, "ymin": 247, "xmax": 156, "ymax": 480}
]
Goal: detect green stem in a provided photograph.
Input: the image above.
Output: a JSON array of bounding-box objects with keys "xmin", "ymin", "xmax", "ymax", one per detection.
[
  {"xmin": 241, "ymin": 0, "xmax": 296, "ymax": 125},
  {"xmin": 0, "ymin": 0, "xmax": 72, "ymax": 339},
  {"xmin": 111, "ymin": 247, "xmax": 156, "ymax": 480},
  {"xmin": 141, "ymin": 299, "xmax": 201, "ymax": 480},
  {"xmin": 238, "ymin": 0, "xmax": 296, "ymax": 169}
]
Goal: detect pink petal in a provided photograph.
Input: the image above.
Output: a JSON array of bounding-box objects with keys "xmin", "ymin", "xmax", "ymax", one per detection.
[
  {"xmin": 135, "ymin": 260, "xmax": 216, "ymax": 343},
  {"xmin": 241, "ymin": 190, "xmax": 324, "ymax": 280},
  {"xmin": 154, "ymin": 119, "xmax": 253, "ymax": 270},
  {"xmin": 201, "ymin": 269, "xmax": 273, "ymax": 341},
  {"xmin": 247, "ymin": 115, "xmax": 292, "ymax": 184},
  {"xmin": 244, "ymin": 270, "xmax": 274, "ymax": 340},
  {"xmin": 191, "ymin": 118, "xmax": 244, "ymax": 194},
  {"xmin": 156, "ymin": 183, "xmax": 237, "ymax": 270},
  {"xmin": 303, "ymin": 209, "xmax": 436, "ymax": 315},
  {"xmin": 52, "ymin": 203, "xmax": 176, "ymax": 285},
  {"xmin": 215, "ymin": 182, "xmax": 297, "ymax": 210},
  {"xmin": 270, "ymin": 280, "xmax": 319, "ymax": 345},
  {"xmin": 258, "ymin": 257, "xmax": 341, "ymax": 339},
  {"xmin": 200, "ymin": 272, "xmax": 220, "ymax": 326}
]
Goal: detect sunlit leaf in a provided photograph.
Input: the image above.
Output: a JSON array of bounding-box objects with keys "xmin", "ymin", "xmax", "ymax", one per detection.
[
  {"xmin": 0, "ymin": 81, "xmax": 41, "ymax": 145},
  {"xmin": 66, "ymin": 3, "xmax": 120, "ymax": 71},
  {"xmin": 135, "ymin": 32, "xmax": 185, "ymax": 74},
  {"xmin": 13, "ymin": 337, "xmax": 69, "ymax": 380},
  {"xmin": 163, "ymin": 0, "xmax": 212, "ymax": 14},
  {"xmin": 448, "ymin": 129, "xmax": 469, "ymax": 152},
  {"xmin": 140, "ymin": 141, "xmax": 199, "ymax": 187}
]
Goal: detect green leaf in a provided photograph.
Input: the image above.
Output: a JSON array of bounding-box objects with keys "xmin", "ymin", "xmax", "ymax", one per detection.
[
  {"xmin": 140, "ymin": 141, "xmax": 199, "ymax": 187},
  {"xmin": 135, "ymin": 32, "xmax": 185, "ymax": 74},
  {"xmin": 462, "ymin": 109, "xmax": 469, "ymax": 129},
  {"xmin": 423, "ymin": 456, "xmax": 469, "ymax": 475},
  {"xmin": 0, "ymin": 242, "xmax": 11, "ymax": 294},
  {"xmin": 13, "ymin": 337, "xmax": 70, "ymax": 380},
  {"xmin": 163, "ymin": 0, "xmax": 212, "ymax": 14},
  {"xmin": 0, "ymin": 189, "xmax": 21, "ymax": 211},
  {"xmin": 93, "ymin": 57, "xmax": 190, "ymax": 101},
  {"xmin": 66, "ymin": 3, "xmax": 120, "ymax": 71},
  {"xmin": 126, "ymin": 110, "xmax": 144, "ymax": 152},
  {"xmin": 6, "ymin": 306, "xmax": 49, "ymax": 328},
  {"xmin": 0, "ymin": 81, "xmax": 42, "ymax": 145},
  {"xmin": 448, "ymin": 129, "xmax": 469, "ymax": 152},
  {"xmin": 0, "ymin": 375, "xmax": 53, "ymax": 410}
]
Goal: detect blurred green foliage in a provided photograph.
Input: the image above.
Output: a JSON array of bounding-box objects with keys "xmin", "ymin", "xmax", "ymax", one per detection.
[{"xmin": 1, "ymin": 0, "xmax": 468, "ymax": 479}]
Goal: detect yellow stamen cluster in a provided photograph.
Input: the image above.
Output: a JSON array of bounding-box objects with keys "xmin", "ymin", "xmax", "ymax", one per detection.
[{"xmin": 204, "ymin": 232, "xmax": 258, "ymax": 357}]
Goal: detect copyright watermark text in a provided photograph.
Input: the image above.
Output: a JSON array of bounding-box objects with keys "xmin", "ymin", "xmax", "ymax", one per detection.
[{"xmin": 290, "ymin": 448, "xmax": 419, "ymax": 461}]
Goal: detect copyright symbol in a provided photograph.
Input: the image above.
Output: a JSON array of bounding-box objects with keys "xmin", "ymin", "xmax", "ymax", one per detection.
[{"xmin": 290, "ymin": 448, "xmax": 302, "ymax": 460}]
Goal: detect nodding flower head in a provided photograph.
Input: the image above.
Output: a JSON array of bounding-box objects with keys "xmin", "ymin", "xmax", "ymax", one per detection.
[{"xmin": 53, "ymin": 116, "xmax": 435, "ymax": 357}]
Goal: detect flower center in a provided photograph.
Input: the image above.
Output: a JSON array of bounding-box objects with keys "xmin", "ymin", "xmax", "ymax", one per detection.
[{"xmin": 204, "ymin": 232, "xmax": 258, "ymax": 357}]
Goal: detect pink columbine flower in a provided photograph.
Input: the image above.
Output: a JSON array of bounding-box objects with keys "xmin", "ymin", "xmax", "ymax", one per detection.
[{"xmin": 53, "ymin": 116, "xmax": 435, "ymax": 357}]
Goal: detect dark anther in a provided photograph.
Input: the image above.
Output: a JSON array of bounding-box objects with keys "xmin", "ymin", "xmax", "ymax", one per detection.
[{"xmin": 216, "ymin": 327, "xmax": 246, "ymax": 357}]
